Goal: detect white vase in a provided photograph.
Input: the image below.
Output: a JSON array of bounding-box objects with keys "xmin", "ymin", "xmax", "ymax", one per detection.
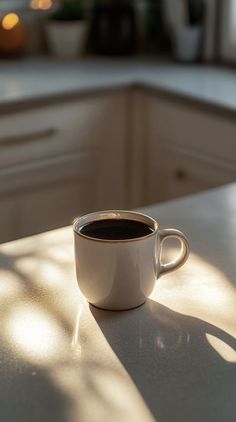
[
  {"xmin": 45, "ymin": 20, "xmax": 88, "ymax": 59},
  {"xmin": 173, "ymin": 25, "xmax": 203, "ymax": 63}
]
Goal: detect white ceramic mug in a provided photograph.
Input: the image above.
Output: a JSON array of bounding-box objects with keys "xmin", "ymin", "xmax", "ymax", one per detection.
[{"xmin": 73, "ymin": 211, "xmax": 189, "ymax": 311}]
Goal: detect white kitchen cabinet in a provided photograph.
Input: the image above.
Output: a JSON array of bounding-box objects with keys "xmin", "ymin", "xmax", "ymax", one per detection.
[
  {"xmin": 145, "ymin": 94, "xmax": 236, "ymax": 205},
  {"xmin": 128, "ymin": 89, "xmax": 148, "ymax": 209},
  {"xmin": 2, "ymin": 85, "xmax": 236, "ymax": 244},
  {"xmin": 0, "ymin": 91, "xmax": 128, "ymax": 243}
]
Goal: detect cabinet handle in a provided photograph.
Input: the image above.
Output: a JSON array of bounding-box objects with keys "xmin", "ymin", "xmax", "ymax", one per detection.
[
  {"xmin": 175, "ymin": 168, "xmax": 187, "ymax": 181},
  {"xmin": 0, "ymin": 128, "xmax": 57, "ymax": 147}
]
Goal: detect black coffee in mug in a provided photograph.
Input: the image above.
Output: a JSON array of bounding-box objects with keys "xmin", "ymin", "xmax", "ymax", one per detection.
[
  {"xmin": 74, "ymin": 210, "xmax": 189, "ymax": 310},
  {"xmin": 80, "ymin": 219, "xmax": 154, "ymax": 240}
]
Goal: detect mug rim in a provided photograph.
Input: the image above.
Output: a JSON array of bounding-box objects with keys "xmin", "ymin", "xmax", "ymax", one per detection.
[{"xmin": 73, "ymin": 210, "xmax": 158, "ymax": 243}]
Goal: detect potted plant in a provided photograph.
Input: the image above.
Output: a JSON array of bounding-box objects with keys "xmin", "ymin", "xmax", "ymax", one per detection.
[
  {"xmin": 90, "ymin": 0, "xmax": 136, "ymax": 56},
  {"xmin": 45, "ymin": 0, "xmax": 88, "ymax": 59}
]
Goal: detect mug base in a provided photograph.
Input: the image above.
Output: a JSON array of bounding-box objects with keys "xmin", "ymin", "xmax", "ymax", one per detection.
[{"xmin": 89, "ymin": 300, "xmax": 146, "ymax": 312}]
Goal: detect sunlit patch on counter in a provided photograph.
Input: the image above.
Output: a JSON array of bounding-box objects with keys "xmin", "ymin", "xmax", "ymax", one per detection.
[
  {"xmin": 206, "ymin": 333, "xmax": 236, "ymax": 363},
  {"xmin": 4, "ymin": 303, "xmax": 68, "ymax": 364},
  {"xmin": 150, "ymin": 250, "xmax": 236, "ymax": 337}
]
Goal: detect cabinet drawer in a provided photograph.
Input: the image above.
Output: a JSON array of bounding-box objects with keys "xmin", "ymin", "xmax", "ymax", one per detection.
[
  {"xmin": 0, "ymin": 150, "xmax": 96, "ymax": 195},
  {"xmin": 17, "ymin": 178, "xmax": 94, "ymax": 241},
  {"xmin": 0, "ymin": 151, "xmax": 97, "ymax": 243},
  {"xmin": 0, "ymin": 94, "xmax": 119, "ymax": 169},
  {"xmin": 147, "ymin": 145, "xmax": 236, "ymax": 203},
  {"xmin": 0, "ymin": 177, "xmax": 94, "ymax": 244},
  {"xmin": 148, "ymin": 96, "xmax": 236, "ymax": 165}
]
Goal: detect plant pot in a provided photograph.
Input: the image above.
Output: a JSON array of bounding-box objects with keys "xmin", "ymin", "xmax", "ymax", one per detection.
[
  {"xmin": 173, "ymin": 25, "xmax": 202, "ymax": 63},
  {"xmin": 45, "ymin": 20, "xmax": 88, "ymax": 59}
]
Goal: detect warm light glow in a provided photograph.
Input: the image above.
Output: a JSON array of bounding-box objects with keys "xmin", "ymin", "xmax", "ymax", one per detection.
[
  {"xmin": 5, "ymin": 304, "xmax": 66, "ymax": 363},
  {"xmin": 150, "ymin": 250, "xmax": 236, "ymax": 340},
  {"xmin": 30, "ymin": 0, "xmax": 53, "ymax": 10},
  {"xmin": 150, "ymin": 250, "xmax": 236, "ymax": 310},
  {"xmin": 2, "ymin": 13, "xmax": 19, "ymax": 31},
  {"xmin": 48, "ymin": 245, "xmax": 72, "ymax": 264},
  {"xmin": 206, "ymin": 333, "xmax": 236, "ymax": 363},
  {"xmin": 0, "ymin": 270, "xmax": 22, "ymax": 301},
  {"xmin": 16, "ymin": 257, "xmax": 66, "ymax": 289},
  {"xmin": 71, "ymin": 306, "xmax": 83, "ymax": 356}
]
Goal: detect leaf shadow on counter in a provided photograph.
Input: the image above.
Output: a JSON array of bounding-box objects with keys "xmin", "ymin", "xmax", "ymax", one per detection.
[{"xmin": 91, "ymin": 300, "xmax": 236, "ymax": 422}]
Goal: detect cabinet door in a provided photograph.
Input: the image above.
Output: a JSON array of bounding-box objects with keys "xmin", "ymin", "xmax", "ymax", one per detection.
[
  {"xmin": 92, "ymin": 91, "xmax": 128, "ymax": 210},
  {"xmin": 146, "ymin": 95, "xmax": 236, "ymax": 204},
  {"xmin": 129, "ymin": 89, "xmax": 148, "ymax": 208},
  {"xmin": 146, "ymin": 144, "xmax": 236, "ymax": 204},
  {"xmin": 0, "ymin": 196, "xmax": 19, "ymax": 244},
  {"xmin": 147, "ymin": 95, "xmax": 236, "ymax": 166}
]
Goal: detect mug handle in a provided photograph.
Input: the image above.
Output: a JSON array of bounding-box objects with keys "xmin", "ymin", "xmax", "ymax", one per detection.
[{"xmin": 159, "ymin": 229, "xmax": 190, "ymax": 276}]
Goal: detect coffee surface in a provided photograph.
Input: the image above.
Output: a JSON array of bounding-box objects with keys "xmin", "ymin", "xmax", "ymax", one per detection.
[{"xmin": 80, "ymin": 219, "xmax": 153, "ymax": 240}]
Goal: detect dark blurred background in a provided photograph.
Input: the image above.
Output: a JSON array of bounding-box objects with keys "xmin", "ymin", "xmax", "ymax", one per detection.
[{"xmin": 0, "ymin": 0, "xmax": 234, "ymax": 62}]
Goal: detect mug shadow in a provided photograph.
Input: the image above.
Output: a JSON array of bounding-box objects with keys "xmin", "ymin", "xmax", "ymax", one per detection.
[{"xmin": 90, "ymin": 299, "xmax": 236, "ymax": 422}]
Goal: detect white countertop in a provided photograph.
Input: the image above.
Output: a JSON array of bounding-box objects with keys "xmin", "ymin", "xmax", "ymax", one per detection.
[
  {"xmin": 1, "ymin": 183, "xmax": 236, "ymax": 422},
  {"xmin": 1, "ymin": 57, "xmax": 236, "ymax": 112}
]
